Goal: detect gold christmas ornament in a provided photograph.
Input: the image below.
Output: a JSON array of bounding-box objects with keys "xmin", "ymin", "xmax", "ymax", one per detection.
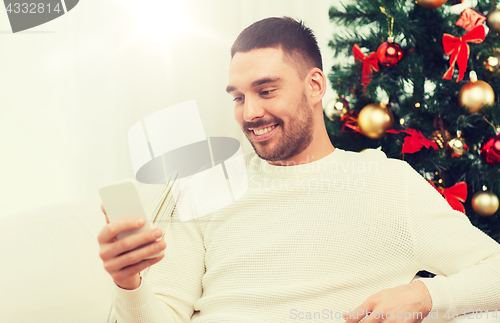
[
  {"xmin": 415, "ymin": 0, "xmax": 448, "ymax": 9},
  {"xmin": 430, "ymin": 130, "xmax": 453, "ymax": 149},
  {"xmin": 358, "ymin": 102, "xmax": 394, "ymax": 139},
  {"xmin": 458, "ymin": 71, "xmax": 495, "ymax": 114},
  {"xmin": 447, "ymin": 136, "xmax": 468, "ymax": 157},
  {"xmin": 486, "ymin": 5, "xmax": 500, "ymax": 33},
  {"xmin": 471, "ymin": 190, "xmax": 499, "ymax": 216}
]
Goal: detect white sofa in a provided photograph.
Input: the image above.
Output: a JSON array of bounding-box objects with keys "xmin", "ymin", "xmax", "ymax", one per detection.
[
  {"xmin": 0, "ymin": 195, "xmax": 115, "ymax": 323},
  {"xmin": 1, "ymin": 196, "xmax": 499, "ymax": 323}
]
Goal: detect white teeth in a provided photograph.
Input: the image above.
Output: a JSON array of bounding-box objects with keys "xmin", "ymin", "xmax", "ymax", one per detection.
[{"xmin": 253, "ymin": 124, "xmax": 276, "ymax": 136}]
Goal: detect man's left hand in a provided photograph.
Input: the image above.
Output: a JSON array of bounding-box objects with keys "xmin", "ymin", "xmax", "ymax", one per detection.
[{"xmin": 342, "ymin": 280, "xmax": 432, "ymax": 323}]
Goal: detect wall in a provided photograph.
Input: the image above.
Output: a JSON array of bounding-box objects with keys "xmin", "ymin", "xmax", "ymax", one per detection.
[{"xmin": 0, "ymin": 0, "xmax": 338, "ymax": 217}]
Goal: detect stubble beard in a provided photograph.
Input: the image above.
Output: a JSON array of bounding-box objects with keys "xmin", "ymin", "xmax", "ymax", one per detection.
[{"xmin": 247, "ymin": 94, "xmax": 314, "ymax": 162}]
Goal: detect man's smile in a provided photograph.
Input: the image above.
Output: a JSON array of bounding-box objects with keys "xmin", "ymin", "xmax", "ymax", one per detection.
[{"xmin": 251, "ymin": 124, "xmax": 279, "ymax": 141}]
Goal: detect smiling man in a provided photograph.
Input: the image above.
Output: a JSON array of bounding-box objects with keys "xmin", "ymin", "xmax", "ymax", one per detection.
[
  {"xmin": 104, "ymin": 17, "xmax": 500, "ymax": 323},
  {"xmin": 225, "ymin": 19, "xmax": 332, "ymax": 165}
]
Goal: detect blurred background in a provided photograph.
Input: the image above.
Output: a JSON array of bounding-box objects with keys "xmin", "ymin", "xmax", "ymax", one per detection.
[{"xmin": 0, "ymin": 0, "xmax": 339, "ymax": 217}]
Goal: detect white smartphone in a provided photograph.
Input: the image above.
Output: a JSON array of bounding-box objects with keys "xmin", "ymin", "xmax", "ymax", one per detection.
[{"xmin": 99, "ymin": 178, "xmax": 162, "ymax": 259}]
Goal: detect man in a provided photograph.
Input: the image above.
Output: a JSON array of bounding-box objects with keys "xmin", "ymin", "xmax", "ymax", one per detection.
[{"xmin": 99, "ymin": 17, "xmax": 500, "ymax": 322}]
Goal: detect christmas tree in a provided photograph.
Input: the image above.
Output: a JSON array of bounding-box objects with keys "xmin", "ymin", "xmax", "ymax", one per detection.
[{"xmin": 325, "ymin": 0, "xmax": 500, "ymax": 251}]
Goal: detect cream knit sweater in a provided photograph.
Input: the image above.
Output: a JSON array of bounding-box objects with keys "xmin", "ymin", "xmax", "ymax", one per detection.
[{"xmin": 112, "ymin": 148, "xmax": 500, "ymax": 323}]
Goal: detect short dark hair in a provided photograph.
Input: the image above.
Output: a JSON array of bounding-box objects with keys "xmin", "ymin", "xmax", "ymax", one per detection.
[{"xmin": 230, "ymin": 17, "xmax": 323, "ymax": 77}]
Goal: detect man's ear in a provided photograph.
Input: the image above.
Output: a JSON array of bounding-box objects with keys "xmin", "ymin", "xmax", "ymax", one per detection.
[{"xmin": 306, "ymin": 67, "xmax": 326, "ymax": 107}]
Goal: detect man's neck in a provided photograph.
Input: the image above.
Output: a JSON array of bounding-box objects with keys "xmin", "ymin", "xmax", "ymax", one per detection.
[{"xmin": 266, "ymin": 142, "xmax": 335, "ymax": 167}]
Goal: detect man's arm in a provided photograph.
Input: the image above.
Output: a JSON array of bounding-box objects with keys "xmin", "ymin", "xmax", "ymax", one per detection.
[
  {"xmin": 403, "ymin": 159, "xmax": 500, "ymax": 314},
  {"xmin": 113, "ymin": 208, "xmax": 205, "ymax": 323}
]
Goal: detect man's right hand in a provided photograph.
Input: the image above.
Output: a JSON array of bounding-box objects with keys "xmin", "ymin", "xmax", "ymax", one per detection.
[{"xmin": 98, "ymin": 204, "xmax": 166, "ymax": 290}]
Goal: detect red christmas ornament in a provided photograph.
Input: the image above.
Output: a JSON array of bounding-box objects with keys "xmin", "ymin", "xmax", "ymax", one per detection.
[
  {"xmin": 376, "ymin": 38, "xmax": 403, "ymax": 66},
  {"xmin": 481, "ymin": 134, "xmax": 500, "ymax": 165}
]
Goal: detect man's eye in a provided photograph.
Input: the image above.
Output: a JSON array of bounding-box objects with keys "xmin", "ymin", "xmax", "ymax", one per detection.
[
  {"xmin": 233, "ymin": 96, "xmax": 244, "ymax": 102},
  {"xmin": 260, "ymin": 90, "xmax": 275, "ymax": 96}
]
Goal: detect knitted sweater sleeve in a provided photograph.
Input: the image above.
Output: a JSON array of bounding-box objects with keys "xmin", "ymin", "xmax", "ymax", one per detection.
[
  {"xmin": 400, "ymin": 160, "xmax": 500, "ymax": 313},
  {"xmin": 112, "ymin": 209, "xmax": 205, "ymax": 323}
]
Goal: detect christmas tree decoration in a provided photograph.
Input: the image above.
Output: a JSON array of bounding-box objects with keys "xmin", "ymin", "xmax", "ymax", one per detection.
[
  {"xmin": 416, "ymin": 0, "xmax": 448, "ymax": 9},
  {"xmin": 472, "ymin": 189, "xmax": 499, "ymax": 216},
  {"xmin": 428, "ymin": 180, "xmax": 467, "ymax": 213},
  {"xmin": 357, "ymin": 102, "xmax": 394, "ymax": 139},
  {"xmin": 352, "ymin": 44, "xmax": 379, "ymax": 90},
  {"xmin": 456, "ymin": 8, "xmax": 486, "ymax": 31},
  {"xmin": 327, "ymin": 0, "xmax": 500, "ymax": 241},
  {"xmin": 386, "ymin": 129, "xmax": 439, "ymax": 153},
  {"xmin": 431, "ymin": 129, "xmax": 453, "ymax": 149},
  {"xmin": 442, "ymin": 25, "xmax": 486, "ymax": 82},
  {"xmin": 481, "ymin": 48, "xmax": 500, "ymax": 77},
  {"xmin": 340, "ymin": 110, "xmax": 361, "ymax": 133},
  {"xmin": 458, "ymin": 71, "xmax": 495, "ymax": 114},
  {"xmin": 447, "ymin": 131, "xmax": 468, "ymax": 157},
  {"xmin": 376, "ymin": 37, "xmax": 403, "ymax": 66},
  {"xmin": 324, "ymin": 97, "xmax": 348, "ymax": 121},
  {"xmin": 377, "ymin": 8, "xmax": 403, "ymax": 67},
  {"xmin": 486, "ymin": 4, "xmax": 500, "ymax": 33},
  {"xmin": 480, "ymin": 134, "xmax": 500, "ymax": 165}
]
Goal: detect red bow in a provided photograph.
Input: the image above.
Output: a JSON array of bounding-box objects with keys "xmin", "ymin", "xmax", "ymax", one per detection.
[
  {"xmin": 353, "ymin": 44, "xmax": 379, "ymax": 89},
  {"xmin": 386, "ymin": 129, "xmax": 438, "ymax": 153},
  {"xmin": 456, "ymin": 8, "xmax": 486, "ymax": 31},
  {"xmin": 427, "ymin": 180, "xmax": 467, "ymax": 213},
  {"xmin": 442, "ymin": 25, "xmax": 486, "ymax": 82},
  {"xmin": 340, "ymin": 110, "xmax": 362, "ymax": 133}
]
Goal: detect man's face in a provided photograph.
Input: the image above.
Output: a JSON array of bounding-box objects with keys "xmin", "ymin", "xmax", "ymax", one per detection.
[{"xmin": 226, "ymin": 47, "xmax": 314, "ymax": 162}]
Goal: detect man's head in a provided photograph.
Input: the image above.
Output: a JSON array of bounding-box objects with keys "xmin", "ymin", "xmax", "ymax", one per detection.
[
  {"xmin": 227, "ymin": 17, "xmax": 329, "ymax": 164},
  {"xmin": 230, "ymin": 17, "xmax": 322, "ymax": 79}
]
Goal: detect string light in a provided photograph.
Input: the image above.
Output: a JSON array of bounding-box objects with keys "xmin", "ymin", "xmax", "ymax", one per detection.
[{"xmin": 488, "ymin": 57, "xmax": 499, "ymax": 67}]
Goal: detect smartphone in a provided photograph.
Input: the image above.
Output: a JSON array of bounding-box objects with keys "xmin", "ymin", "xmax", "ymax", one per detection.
[{"xmin": 99, "ymin": 178, "xmax": 162, "ymax": 259}]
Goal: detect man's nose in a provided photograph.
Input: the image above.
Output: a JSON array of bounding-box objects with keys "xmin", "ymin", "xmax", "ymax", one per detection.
[{"xmin": 243, "ymin": 97, "xmax": 265, "ymax": 122}]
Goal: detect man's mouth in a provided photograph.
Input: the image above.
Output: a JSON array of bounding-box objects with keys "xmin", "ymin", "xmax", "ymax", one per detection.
[
  {"xmin": 250, "ymin": 124, "xmax": 278, "ymax": 136},
  {"xmin": 250, "ymin": 124, "xmax": 278, "ymax": 141}
]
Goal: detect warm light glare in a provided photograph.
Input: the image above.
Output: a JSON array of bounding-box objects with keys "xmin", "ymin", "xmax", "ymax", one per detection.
[
  {"xmin": 488, "ymin": 57, "xmax": 499, "ymax": 67},
  {"xmin": 415, "ymin": 102, "xmax": 420, "ymax": 108},
  {"xmin": 334, "ymin": 102, "xmax": 344, "ymax": 110},
  {"xmin": 399, "ymin": 118, "xmax": 405, "ymax": 125},
  {"xmin": 122, "ymin": 0, "xmax": 191, "ymax": 45}
]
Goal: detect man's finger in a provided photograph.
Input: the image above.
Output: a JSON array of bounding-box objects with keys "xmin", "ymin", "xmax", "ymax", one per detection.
[
  {"xmin": 98, "ymin": 217, "xmax": 145, "ymax": 243},
  {"xmin": 343, "ymin": 306, "xmax": 371, "ymax": 323}
]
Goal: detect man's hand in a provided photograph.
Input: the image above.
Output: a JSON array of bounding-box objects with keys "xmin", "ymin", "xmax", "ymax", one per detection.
[
  {"xmin": 98, "ymin": 204, "xmax": 166, "ymax": 290},
  {"xmin": 343, "ymin": 280, "xmax": 432, "ymax": 323}
]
